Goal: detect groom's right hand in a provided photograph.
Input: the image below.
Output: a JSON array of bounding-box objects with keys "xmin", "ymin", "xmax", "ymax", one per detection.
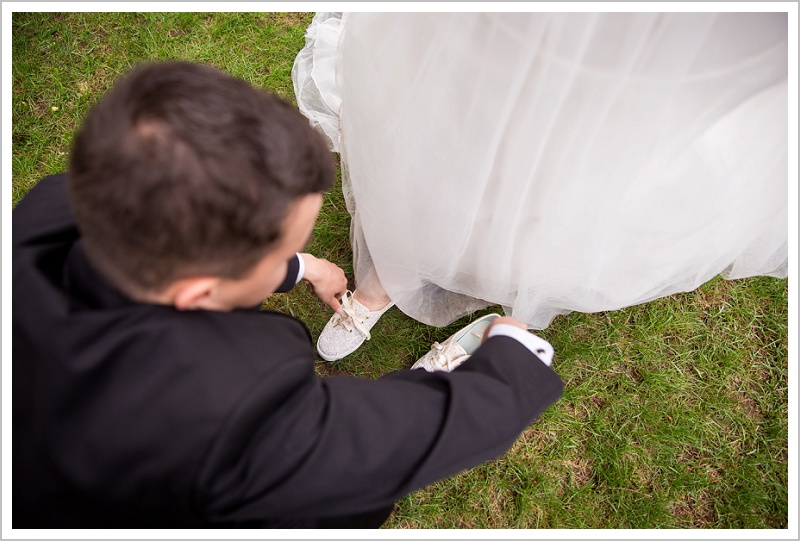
[{"xmin": 299, "ymin": 253, "xmax": 348, "ymax": 313}]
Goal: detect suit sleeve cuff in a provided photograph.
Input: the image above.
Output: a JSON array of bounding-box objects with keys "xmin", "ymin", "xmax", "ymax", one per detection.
[
  {"xmin": 274, "ymin": 253, "xmax": 303, "ymax": 293},
  {"xmin": 486, "ymin": 324, "xmax": 554, "ymax": 366}
]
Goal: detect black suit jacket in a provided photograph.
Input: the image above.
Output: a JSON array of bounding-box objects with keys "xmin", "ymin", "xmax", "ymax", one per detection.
[{"xmin": 12, "ymin": 174, "xmax": 564, "ymax": 528}]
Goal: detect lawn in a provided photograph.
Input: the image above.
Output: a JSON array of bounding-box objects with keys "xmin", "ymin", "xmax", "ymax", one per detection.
[{"xmin": 10, "ymin": 11, "xmax": 790, "ymax": 529}]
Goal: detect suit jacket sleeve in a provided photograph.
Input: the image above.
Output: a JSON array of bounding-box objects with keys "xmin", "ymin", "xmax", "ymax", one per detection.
[
  {"xmin": 273, "ymin": 254, "xmax": 301, "ymax": 293},
  {"xmin": 194, "ymin": 335, "xmax": 563, "ymax": 522}
]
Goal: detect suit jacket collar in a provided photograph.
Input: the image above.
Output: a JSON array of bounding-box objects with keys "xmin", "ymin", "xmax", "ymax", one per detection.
[{"xmin": 63, "ymin": 241, "xmax": 137, "ymax": 310}]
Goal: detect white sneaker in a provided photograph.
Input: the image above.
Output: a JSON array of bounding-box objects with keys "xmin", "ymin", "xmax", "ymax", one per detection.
[
  {"xmin": 316, "ymin": 291, "xmax": 395, "ymax": 361},
  {"xmin": 411, "ymin": 314, "xmax": 501, "ymax": 372}
]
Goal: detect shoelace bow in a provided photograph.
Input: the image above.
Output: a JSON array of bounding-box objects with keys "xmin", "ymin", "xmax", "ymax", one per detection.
[
  {"xmin": 428, "ymin": 330, "xmax": 483, "ymax": 370},
  {"xmin": 333, "ymin": 291, "xmax": 372, "ymax": 340},
  {"xmin": 429, "ymin": 340, "xmax": 460, "ymax": 371}
]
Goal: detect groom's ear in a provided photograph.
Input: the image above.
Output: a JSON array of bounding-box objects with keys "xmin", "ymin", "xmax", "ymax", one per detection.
[{"xmin": 167, "ymin": 276, "xmax": 226, "ymax": 311}]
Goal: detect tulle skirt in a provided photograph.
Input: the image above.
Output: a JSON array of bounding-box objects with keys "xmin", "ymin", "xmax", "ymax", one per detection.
[{"xmin": 293, "ymin": 12, "xmax": 788, "ymax": 328}]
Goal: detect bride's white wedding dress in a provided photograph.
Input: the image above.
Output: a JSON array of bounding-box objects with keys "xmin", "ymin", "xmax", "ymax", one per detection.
[{"xmin": 293, "ymin": 12, "xmax": 788, "ymax": 329}]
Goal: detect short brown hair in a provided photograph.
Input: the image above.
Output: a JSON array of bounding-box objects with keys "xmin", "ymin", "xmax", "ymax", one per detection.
[{"xmin": 68, "ymin": 61, "xmax": 334, "ymax": 297}]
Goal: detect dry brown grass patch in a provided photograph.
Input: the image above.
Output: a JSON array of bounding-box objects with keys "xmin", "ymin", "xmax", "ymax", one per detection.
[{"xmin": 670, "ymin": 491, "xmax": 718, "ymax": 526}]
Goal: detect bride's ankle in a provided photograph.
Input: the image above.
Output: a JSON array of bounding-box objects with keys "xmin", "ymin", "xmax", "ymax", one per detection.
[{"xmin": 353, "ymin": 289, "xmax": 392, "ymax": 311}]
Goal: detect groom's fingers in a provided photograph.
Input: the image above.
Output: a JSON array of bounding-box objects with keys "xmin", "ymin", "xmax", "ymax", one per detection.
[
  {"xmin": 311, "ymin": 286, "xmax": 341, "ymax": 313},
  {"xmin": 325, "ymin": 292, "xmax": 343, "ymax": 313},
  {"xmin": 302, "ymin": 255, "xmax": 347, "ymax": 313}
]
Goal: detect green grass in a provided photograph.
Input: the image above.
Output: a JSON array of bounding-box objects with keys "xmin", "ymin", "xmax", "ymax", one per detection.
[{"xmin": 11, "ymin": 12, "xmax": 790, "ymax": 529}]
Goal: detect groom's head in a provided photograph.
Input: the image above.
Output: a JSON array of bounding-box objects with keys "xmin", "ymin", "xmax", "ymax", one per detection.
[{"xmin": 68, "ymin": 61, "xmax": 333, "ymax": 309}]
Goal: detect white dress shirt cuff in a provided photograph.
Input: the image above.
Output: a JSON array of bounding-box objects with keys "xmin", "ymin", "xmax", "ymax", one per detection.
[
  {"xmin": 486, "ymin": 323, "xmax": 554, "ymax": 366},
  {"xmin": 295, "ymin": 253, "xmax": 305, "ymax": 284}
]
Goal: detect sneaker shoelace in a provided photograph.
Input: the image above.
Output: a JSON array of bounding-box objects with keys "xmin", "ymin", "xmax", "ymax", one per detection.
[
  {"xmin": 333, "ymin": 291, "xmax": 372, "ymax": 340},
  {"xmin": 428, "ymin": 329, "xmax": 482, "ymax": 371},
  {"xmin": 429, "ymin": 340, "xmax": 459, "ymax": 371}
]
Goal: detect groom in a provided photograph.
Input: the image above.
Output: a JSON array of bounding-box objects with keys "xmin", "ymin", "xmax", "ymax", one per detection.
[{"xmin": 12, "ymin": 61, "xmax": 563, "ymax": 528}]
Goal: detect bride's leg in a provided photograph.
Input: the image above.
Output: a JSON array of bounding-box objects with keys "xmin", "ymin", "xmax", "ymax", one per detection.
[{"xmin": 353, "ymin": 265, "xmax": 392, "ymax": 311}]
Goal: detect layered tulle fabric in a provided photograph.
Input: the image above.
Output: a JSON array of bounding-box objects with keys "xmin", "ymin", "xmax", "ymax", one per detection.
[
  {"xmin": 293, "ymin": 12, "xmax": 788, "ymax": 328},
  {"xmin": 291, "ymin": 12, "xmax": 345, "ymax": 152}
]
